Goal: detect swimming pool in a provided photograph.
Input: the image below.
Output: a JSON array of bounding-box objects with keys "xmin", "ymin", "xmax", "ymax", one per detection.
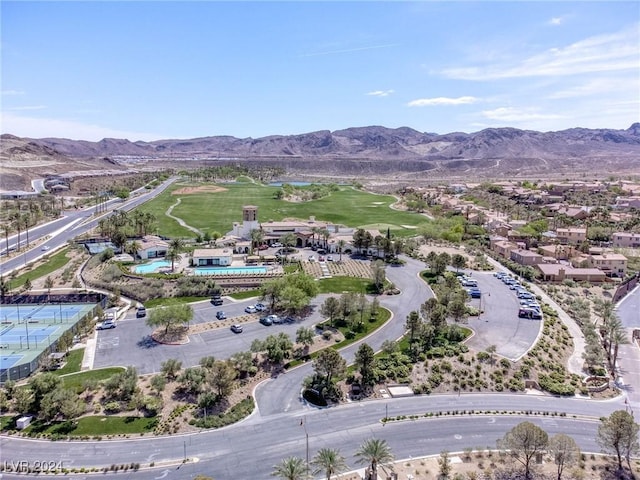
[
  {"xmin": 134, "ymin": 260, "xmax": 172, "ymax": 274},
  {"xmin": 194, "ymin": 266, "xmax": 268, "ymax": 276}
]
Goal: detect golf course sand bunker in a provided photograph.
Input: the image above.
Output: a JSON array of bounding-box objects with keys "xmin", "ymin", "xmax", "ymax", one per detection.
[{"xmin": 172, "ymin": 185, "xmax": 228, "ymax": 195}]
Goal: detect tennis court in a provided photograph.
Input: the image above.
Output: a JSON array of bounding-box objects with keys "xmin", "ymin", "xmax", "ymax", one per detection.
[
  {"xmin": 0, "ymin": 354, "xmax": 24, "ymax": 369},
  {"xmin": 0, "ymin": 303, "xmax": 95, "ymax": 325},
  {"xmin": 0, "ymin": 325, "xmax": 60, "ymax": 349}
]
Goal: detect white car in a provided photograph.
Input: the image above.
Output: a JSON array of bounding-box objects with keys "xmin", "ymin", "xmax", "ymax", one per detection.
[
  {"xmin": 41, "ymin": 245, "xmax": 50, "ymax": 251},
  {"xmin": 245, "ymin": 305, "xmax": 257, "ymax": 314}
]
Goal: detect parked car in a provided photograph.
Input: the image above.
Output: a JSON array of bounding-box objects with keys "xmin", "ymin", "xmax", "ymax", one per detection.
[
  {"xmin": 230, "ymin": 324, "xmax": 243, "ymax": 333},
  {"xmin": 259, "ymin": 316, "xmax": 273, "ymax": 326},
  {"xmin": 245, "ymin": 305, "xmax": 258, "ymax": 314},
  {"xmin": 467, "ymin": 288, "xmax": 481, "ymax": 298},
  {"xmin": 211, "ymin": 298, "xmax": 223, "ymax": 306},
  {"xmin": 268, "ymin": 314, "xmax": 282, "ymax": 324},
  {"xmin": 326, "ymin": 255, "xmax": 334, "ymax": 262},
  {"xmin": 283, "ymin": 316, "xmax": 296, "ymax": 324},
  {"xmin": 308, "ymin": 255, "xmax": 315, "ymax": 262},
  {"xmin": 272, "ymin": 242, "xmax": 282, "ymax": 248},
  {"xmin": 216, "ymin": 311, "xmax": 227, "ymax": 320},
  {"xmin": 258, "ymin": 244, "xmax": 268, "ymax": 250},
  {"xmin": 518, "ymin": 308, "xmax": 542, "ymax": 320},
  {"xmin": 97, "ymin": 319, "xmax": 116, "ymax": 330},
  {"xmin": 255, "ymin": 303, "xmax": 266, "ymax": 311}
]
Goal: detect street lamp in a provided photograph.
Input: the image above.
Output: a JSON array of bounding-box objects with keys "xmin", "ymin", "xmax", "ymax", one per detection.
[{"xmin": 302, "ymin": 417, "xmax": 309, "ymax": 475}]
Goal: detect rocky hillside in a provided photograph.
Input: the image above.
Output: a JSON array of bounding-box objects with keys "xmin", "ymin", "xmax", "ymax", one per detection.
[{"xmin": 2, "ymin": 124, "xmax": 640, "ymax": 190}]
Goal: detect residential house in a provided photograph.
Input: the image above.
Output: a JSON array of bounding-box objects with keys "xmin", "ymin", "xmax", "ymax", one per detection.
[
  {"xmin": 491, "ymin": 238, "xmax": 518, "ymax": 259},
  {"xmin": 612, "ymin": 232, "xmax": 640, "ymax": 248},
  {"xmin": 510, "ymin": 249, "xmax": 544, "ymax": 266},
  {"xmin": 556, "ymin": 227, "xmax": 588, "ymax": 245},
  {"xmin": 589, "ymin": 253, "xmax": 628, "ymax": 278},
  {"xmin": 536, "ymin": 264, "xmax": 606, "ymax": 283}
]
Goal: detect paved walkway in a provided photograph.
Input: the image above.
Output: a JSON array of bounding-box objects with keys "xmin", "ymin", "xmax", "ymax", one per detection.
[{"xmin": 166, "ymin": 197, "xmax": 202, "ymax": 236}]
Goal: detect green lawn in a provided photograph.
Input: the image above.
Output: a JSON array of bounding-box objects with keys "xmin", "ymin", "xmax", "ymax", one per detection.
[
  {"xmin": 317, "ymin": 276, "xmax": 375, "ymax": 294},
  {"xmin": 136, "ymin": 182, "xmax": 431, "ymax": 238},
  {"xmin": 52, "ymin": 348, "xmax": 84, "ymax": 376},
  {"xmin": 62, "ymin": 367, "xmax": 125, "ymax": 393},
  {"xmin": 7, "ymin": 248, "xmax": 70, "ymax": 289}
]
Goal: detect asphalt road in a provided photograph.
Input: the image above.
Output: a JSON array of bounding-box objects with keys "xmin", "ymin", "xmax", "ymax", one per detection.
[
  {"xmin": 0, "ymin": 394, "xmax": 617, "ymax": 480},
  {"xmin": 615, "ymin": 284, "xmax": 640, "ymax": 408},
  {"xmin": 0, "ymin": 178, "xmax": 177, "ymax": 277}
]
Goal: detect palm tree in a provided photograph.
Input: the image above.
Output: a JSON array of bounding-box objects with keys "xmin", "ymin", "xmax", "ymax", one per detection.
[
  {"xmin": 0, "ymin": 276, "xmax": 10, "ymax": 301},
  {"xmin": 250, "ymin": 228, "xmax": 264, "ymax": 254},
  {"xmin": 1, "ymin": 223, "xmax": 11, "ymax": 254},
  {"xmin": 168, "ymin": 238, "xmax": 184, "ymax": 271},
  {"xmin": 337, "ymin": 239, "xmax": 346, "ymax": 262},
  {"xmin": 271, "ymin": 456, "xmax": 308, "ymax": 480},
  {"xmin": 125, "ymin": 240, "xmax": 142, "ymax": 259},
  {"xmin": 10, "ymin": 212, "xmax": 21, "ymax": 251},
  {"xmin": 354, "ymin": 438, "xmax": 394, "ymax": 478},
  {"xmin": 312, "ymin": 448, "xmax": 347, "ymax": 480}
]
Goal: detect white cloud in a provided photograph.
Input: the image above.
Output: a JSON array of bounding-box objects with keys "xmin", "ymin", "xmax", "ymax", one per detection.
[
  {"xmin": 548, "ymin": 17, "xmax": 564, "ymax": 26},
  {"xmin": 0, "ymin": 113, "xmax": 163, "ymax": 141},
  {"xmin": 481, "ymin": 107, "xmax": 563, "ymax": 122},
  {"xmin": 407, "ymin": 96, "xmax": 478, "ymax": 107},
  {"xmin": 366, "ymin": 90, "xmax": 394, "ymax": 97},
  {"xmin": 440, "ymin": 25, "xmax": 639, "ymax": 80},
  {"xmin": 1, "ymin": 90, "xmax": 25, "ymax": 96}
]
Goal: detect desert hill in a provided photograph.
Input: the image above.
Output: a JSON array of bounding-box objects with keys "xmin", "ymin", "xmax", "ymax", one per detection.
[{"xmin": 1, "ymin": 124, "xmax": 639, "ymax": 191}]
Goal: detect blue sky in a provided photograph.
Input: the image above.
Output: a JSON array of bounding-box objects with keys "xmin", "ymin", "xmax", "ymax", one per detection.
[{"xmin": 1, "ymin": 1, "xmax": 638, "ymax": 141}]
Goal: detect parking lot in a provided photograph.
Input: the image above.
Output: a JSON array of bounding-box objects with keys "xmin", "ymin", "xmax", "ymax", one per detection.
[
  {"xmin": 92, "ymin": 295, "xmax": 329, "ymax": 375},
  {"xmin": 461, "ymin": 270, "xmax": 542, "ymax": 361}
]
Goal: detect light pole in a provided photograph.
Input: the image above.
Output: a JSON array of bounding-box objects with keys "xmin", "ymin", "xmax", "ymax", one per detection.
[{"xmin": 302, "ymin": 417, "xmax": 309, "ymax": 475}]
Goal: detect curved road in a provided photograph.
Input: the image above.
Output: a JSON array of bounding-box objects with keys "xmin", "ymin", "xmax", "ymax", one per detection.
[{"xmin": 1, "ymin": 201, "xmax": 639, "ymax": 478}]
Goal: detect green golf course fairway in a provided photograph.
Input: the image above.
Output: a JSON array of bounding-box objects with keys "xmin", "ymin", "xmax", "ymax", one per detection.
[{"xmin": 137, "ymin": 182, "xmax": 431, "ymax": 238}]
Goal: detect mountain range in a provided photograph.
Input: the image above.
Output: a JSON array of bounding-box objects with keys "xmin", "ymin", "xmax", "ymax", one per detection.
[{"xmin": 1, "ymin": 124, "xmax": 640, "ymax": 190}]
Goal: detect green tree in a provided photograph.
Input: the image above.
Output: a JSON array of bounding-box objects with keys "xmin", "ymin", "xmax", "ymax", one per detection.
[
  {"xmin": 295, "ymin": 327, "xmax": 315, "ymax": 357},
  {"xmin": 451, "ymin": 254, "xmax": 467, "ymax": 272},
  {"xmin": 405, "ymin": 311, "xmax": 422, "ymax": 357},
  {"xmin": 28, "ymin": 372, "xmax": 63, "ymax": 411},
  {"xmin": 197, "ymin": 391, "xmax": 217, "ymax": 417},
  {"xmin": 354, "ymin": 438, "xmax": 394, "ymax": 478},
  {"xmin": 320, "ymin": 296, "xmax": 341, "ymax": 327},
  {"xmin": 447, "ymin": 296, "xmax": 468, "ymax": 323},
  {"xmin": 354, "ymin": 343, "xmax": 376, "ymax": 389},
  {"xmin": 177, "ymin": 367, "xmax": 207, "ymax": 396},
  {"xmin": 207, "ymin": 360, "xmax": 236, "ymax": 400},
  {"xmin": 597, "ymin": 409, "xmax": 640, "ymax": 471},
  {"xmin": 161, "ymin": 358, "xmax": 182, "ymax": 380},
  {"xmin": 12, "ymin": 387, "xmax": 33, "ymax": 414},
  {"xmin": 252, "ymin": 333, "xmax": 293, "ymax": 364},
  {"xmin": 230, "ymin": 351, "xmax": 254, "ymax": 379},
  {"xmin": 547, "ymin": 434, "xmax": 580, "ymax": 480},
  {"xmin": 438, "ymin": 450, "xmax": 452, "ymax": 479},
  {"xmin": 150, "ymin": 374, "xmax": 167, "ymax": 395},
  {"xmin": 313, "ymin": 348, "xmax": 346, "ymax": 390},
  {"xmin": 146, "ymin": 304, "xmax": 194, "ymax": 334},
  {"xmin": 168, "ymin": 237, "xmax": 184, "ymax": 271},
  {"xmin": 272, "ymin": 456, "xmax": 308, "ymax": 480},
  {"xmin": 39, "ymin": 388, "xmax": 84, "ymax": 423},
  {"xmin": 371, "ymin": 260, "xmax": 386, "ymax": 293},
  {"xmin": 498, "ymin": 421, "xmax": 549, "ymax": 479},
  {"xmin": 312, "ymin": 448, "xmax": 347, "ymax": 480}
]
